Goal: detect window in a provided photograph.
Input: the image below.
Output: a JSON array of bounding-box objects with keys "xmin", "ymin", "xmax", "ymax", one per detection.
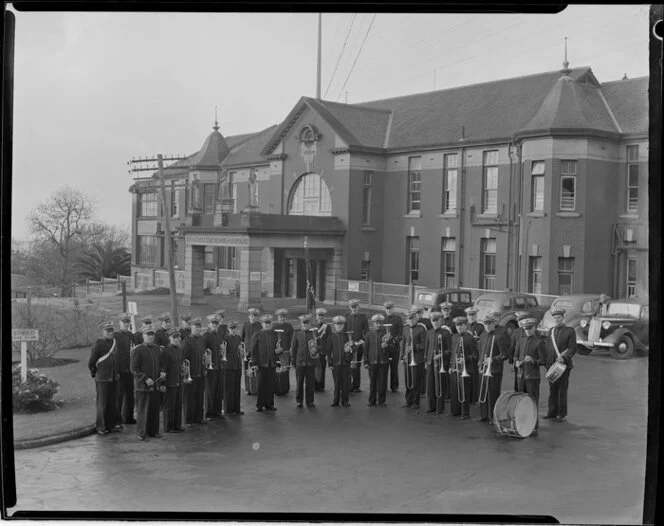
[
  {"xmin": 360, "ymin": 260, "xmax": 371, "ymax": 281},
  {"xmin": 231, "ymin": 181, "xmax": 238, "ymax": 213},
  {"xmin": 170, "ymin": 184, "xmax": 180, "ymax": 218},
  {"xmin": 407, "ymin": 156, "xmax": 422, "ymax": 214},
  {"xmin": 627, "ymin": 258, "xmax": 637, "ymax": 298},
  {"xmin": 627, "ymin": 146, "xmax": 639, "ymax": 213},
  {"xmin": 480, "ymin": 238, "xmax": 497, "ymax": 289},
  {"xmin": 407, "ymin": 236, "xmax": 420, "ymax": 283},
  {"xmin": 362, "ymin": 171, "xmax": 373, "ymax": 225},
  {"xmin": 204, "ymin": 247, "xmax": 216, "ymax": 271},
  {"xmin": 482, "ymin": 151, "xmax": 498, "ymax": 214},
  {"xmin": 137, "ymin": 235, "xmax": 160, "ymax": 266},
  {"xmin": 443, "ymin": 154, "xmax": 458, "ymax": 213},
  {"xmin": 560, "ymin": 160, "xmax": 577, "ymax": 211},
  {"xmin": 203, "ymin": 183, "xmax": 216, "ymax": 214},
  {"xmin": 531, "ymin": 161, "xmax": 545, "ymax": 212},
  {"xmin": 558, "ymin": 257, "xmax": 574, "ymax": 295},
  {"xmin": 171, "ymin": 239, "xmax": 178, "ymax": 267},
  {"xmin": 514, "ymin": 297, "xmax": 526, "ymax": 309},
  {"xmin": 529, "ymin": 256, "xmax": 543, "ymax": 295},
  {"xmin": 288, "ymin": 173, "xmax": 332, "ymax": 216},
  {"xmin": 139, "ymin": 192, "xmax": 159, "ymax": 217},
  {"xmin": 218, "ymin": 246, "xmax": 238, "ymax": 270},
  {"xmin": 525, "ymin": 297, "xmax": 538, "ymax": 308},
  {"xmin": 440, "ymin": 237, "xmax": 456, "ymax": 288}
]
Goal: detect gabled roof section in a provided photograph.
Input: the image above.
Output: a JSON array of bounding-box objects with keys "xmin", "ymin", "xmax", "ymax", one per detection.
[
  {"xmin": 187, "ymin": 129, "xmax": 231, "ymax": 169},
  {"xmin": 221, "ymin": 125, "xmax": 280, "ymax": 168},
  {"xmin": 600, "ymin": 76, "xmax": 649, "ymax": 136}
]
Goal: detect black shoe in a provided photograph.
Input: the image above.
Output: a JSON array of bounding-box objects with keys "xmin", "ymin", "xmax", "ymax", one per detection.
[
  {"xmin": 256, "ymin": 407, "xmax": 263, "ymax": 412},
  {"xmin": 306, "ymin": 403, "xmax": 316, "ymax": 408},
  {"xmin": 125, "ymin": 419, "xmax": 137, "ymax": 424},
  {"xmin": 473, "ymin": 417, "xmax": 488, "ymax": 422},
  {"xmin": 149, "ymin": 433, "xmax": 163, "ymax": 438},
  {"xmin": 557, "ymin": 416, "xmax": 567, "ymax": 422},
  {"xmin": 296, "ymin": 403, "xmax": 303, "ymax": 408},
  {"xmin": 426, "ymin": 409, "xmax": 436, "ymax": 413},
  {"xmin": 542, "ymin": 415, "xmax": 555, "ymax": 420},
  {"xmin": 267, "ymin": 406, "xmax": 277, "ymax": 411},
  {"xmin": 331, "ymin": 403, "xmax": 340, "ymax": 407},
  {"xmin": 342, "ymin": 403, "xmax": 351, "ymax": 408},
  {"xmin": 379, "ymin": 402, "xmax": 387, "ymax": 407},
  {"xmin": 367, "ymin": 402, "xmax": 376, "ymax": 406}
]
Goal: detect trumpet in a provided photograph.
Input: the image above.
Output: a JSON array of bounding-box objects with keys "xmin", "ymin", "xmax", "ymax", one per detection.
[
  {"xmin": 274, "ymin": 329, "xmax": 284, "ymax": 355},
  {"xmin": 404, "ymin": 326, "xmax": 416, "ymax": 390},
  {"xmin": 220, "ymin": 340, "xmax": 228, "ymax": 362},
  {"xmin": 203, "ymin": 349, "xmax": 214, "ymax": 370},
  {"xmin": 182, "ymin": 359, "xmax": 193, "ymax": 384},
  {"xmin": 478, "ymin": 335, "xmax": 495, "ymax": 404}
]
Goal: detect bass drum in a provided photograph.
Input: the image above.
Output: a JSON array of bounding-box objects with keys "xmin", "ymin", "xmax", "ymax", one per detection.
[{"xmin": 493, "ymin": 392, "xmax": 538, "ymax": 438}]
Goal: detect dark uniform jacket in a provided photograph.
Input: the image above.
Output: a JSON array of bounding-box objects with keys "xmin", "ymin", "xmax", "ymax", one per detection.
[
  {"xmin": 89, "ymin": 337, "xmax": 119, "ymax": 382},
  {"xmin": 364, "ymin": 328, "xmax": 394, "ymax": 365},
  {"xmin": 418, "ymin": 317, "xmax": 433, "ymax": 331},
  {"xmin": 179, "ymin": 327, "xmax": 192, "ymax": 340},
  {"xmin": 291, "ymin": 329, "xmax": 319, "ymax": 367},
  {"xmin": 509, "ymin": 327, "xmax": 526, "ymax": 361},
  {"xmin": 154, "ymin": 327, "xmax": 170, "ymax": 348},
  {"xmin": 344, "ymin": 313, "xmax": 369, "ymax": 343},
  {"xmin": 402, "ymin": 323, "xmax": 428, "ymax": 365},
  {"xmin": 514, "ymin": 334, "xmax": 547, "ymax": 380},
  {"xmin": 113, "ymin": 329, "xmax": 134, "ymax": 374},
  {"xmin": 442, "ymin": 316, "xmax": 457, "ymax": 334},
  {"xmin": 241, "ymin": 321, "xmax": 262, "ymax": 350},
  {"xmin": 326, "ymin": 332, "xmax": 352, "ymax": 366},
  {"xmin": 478, "ymin": 329, "xmax": 510, "ymax": 374},
  {"xmin": 182, "ymin": 334, "xmax": 205, "ymax": 379},
  {"xmin": 203, "ymin": 330, "xmax": 221, "ymax": 370},
  {"xmin": 468, "ymin": 321, "xmax": 485, "ymax": 341},
  {"xmin": 386, "ymin": 313, "xmax": 404, "ymax": 342},
  {"xmin": 216, "ymin": 324, "xmax": 229, "ymax": 342},
  {"xmin": 130, "ymin": 342, "xmax": 162, "ymax": 392},
  {"xmin": 545, "ymin": 325, "xmax": 578, "ymax": 370},
  {"xmin": 223, "ymin": 334, "xmax": 243, "ymax": 370},
  {"xmin": 425, "ymin": 326, "xmax": 452, "ymax": 368},
  {"xmin": 251, "ymin": 329, "xmax": 278, "ymax": 368},
  {"xmin": 161, "ymin": 343, "xmax": 184, "ymax": 387},
  {"xmin": 450, "ymin": 332, "xmax": 479, "ymax": 375}
]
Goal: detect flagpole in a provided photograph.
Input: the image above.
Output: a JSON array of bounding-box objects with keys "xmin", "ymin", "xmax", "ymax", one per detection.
[
  {"xmin": 304, "ymin": 235, "xmax": 316, "ymax": 314},
  {"xmin": 316, "ymin": 13, "xmax": 322, "ymax": 99}
]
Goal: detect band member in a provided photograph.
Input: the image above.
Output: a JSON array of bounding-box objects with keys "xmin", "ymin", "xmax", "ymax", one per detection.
[
  {"xmin": 89, "ymin": 321, "xmax": 121, "ymax": 435},
  {"xmin": 424, "ymin": 312, "xmax": 452, "ymax": 414},
  {"xmin": 384, "ymin": 301, "xmax": 404, "ymax": 392},
  {"xmin": 449, "ymin": 316, "xmax": 478, "ymax": 419},
  {"xmin": 440, "ymin": 302, "xmax": 457, "ymax": 334},
  {"xmin": 155, "ymin": 313, "xmax": 171, "ymax": 348},
  {"xmin": 130, "ymin": 325, "xmax": 165, "ymax": 441},
  {"xmin": 203, "ymin": 314, "xmax": 223, "ymax": 419},
  {"xmin": 133, "ymin": 315, "xmax": 154, "ymax": 346},
  {"xmin": 411, "ymin": 305, "xmax": 433, "ymax": 330},
  {"xmin": 514, "ymin": 317, "xmax": 547, "ymax": 432},
  {"xmin": 273, "ymin": 308, "xmax": 294, "ymax": 353},
  {"xmin": 544, "ymin": 307, "xmax": 577, "ymax": 422},
  {"xmin": 327, "ymin": 316, "xmax": 353, "ymax": 407},
  {"xmin": 509, "ymin": 312, "xmax": 530, "ymax": 391},
  {"xmin": 364, "ymin": 314, "xmax": 394, "ymax": 407},
  {"xmin": 291, "ymin": 314, "xmax": 318, "ymax": 408},
  {"xmin": 179, "ymin": 314, "xmax": 192, "ymax": 340},
  {"xmin": 182, "ymin": 318, "xmax": 207, "ymax": 426},
  {"xmin": 401, "ymin": 312, "xmax": 427, "ymax": 411},
  {"xmin": 160, "ymin": 328, "xmax": 184, "ymax": 432},
  {"xmin": 313, "ymin": 307, "xmax": 332, "ymax": 392},
  {"xmin": 241, "ymin": 308, "xmax": 262, "ymax": 395},
  {"xmin": 476, "ymin": 315, "xmax": 509, "ymax": 423},
  {"xmin": 215, "ymin": 310, "xmax": 229, "ymax": 340},
  {"xmin": 114, "ymin": 313, "xmax": 136, "ymax": 425},
  {"xmin": 345, "ymin": 299, "xmax": 369, "ymax": 392},
  {"xmin": 465, "ymin": 307, "xmax": 483, "ymax": 404},
  {"xmin": 222, "ymin": 321, "xmax": 244, "ymax": 416},
  {"xmin": 251, "ymin": 314, "xmax": 279, "ymax": 412}
]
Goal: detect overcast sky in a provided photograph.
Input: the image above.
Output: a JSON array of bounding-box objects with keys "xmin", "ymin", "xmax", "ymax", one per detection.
[{"xmin": 10, "ymin": 5, "xmax": 651, "ymax": 242}]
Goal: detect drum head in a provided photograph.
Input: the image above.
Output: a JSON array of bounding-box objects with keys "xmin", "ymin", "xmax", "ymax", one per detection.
[{"xmin": 514, "ymin": 395, "xmax": 537, "ymax": 437}]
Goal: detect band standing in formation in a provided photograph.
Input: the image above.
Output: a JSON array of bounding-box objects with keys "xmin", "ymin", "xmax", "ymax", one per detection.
[{"xmin": 89, "ymin": 299, "xmax": 576, "ymax": 440}]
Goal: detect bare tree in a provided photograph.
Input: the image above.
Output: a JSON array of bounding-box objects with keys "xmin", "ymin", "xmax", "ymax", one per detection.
[{"xmin": 28, "ymin": 186, "xmax": 95, "ymax": 297}]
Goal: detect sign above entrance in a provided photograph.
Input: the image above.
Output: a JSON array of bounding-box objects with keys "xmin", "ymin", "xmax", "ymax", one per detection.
[
  {"xmin": 250, "ymin": 272, "xmax": 261, "ymax": 282},
  {"xmin": 185, "ymin": 234, "xmax": 250, "ymax": 247}
]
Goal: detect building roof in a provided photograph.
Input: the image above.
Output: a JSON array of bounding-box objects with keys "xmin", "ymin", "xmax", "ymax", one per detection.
[
  {"xmin": 186, "ymin": 128, "xmax": 231, "ymax": 169},
  {"xmin": 600, "ymin": 76, "xmax": 649, "ymax": 136},
  {"xmin": 221, "ymin": 125, "xmax": 280, "ymax": 168}
]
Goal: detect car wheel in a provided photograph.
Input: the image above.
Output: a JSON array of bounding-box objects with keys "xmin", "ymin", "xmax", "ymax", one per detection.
[{"xmin": 610, "ymin": 334, "xmax": 634, "ymax": 360}]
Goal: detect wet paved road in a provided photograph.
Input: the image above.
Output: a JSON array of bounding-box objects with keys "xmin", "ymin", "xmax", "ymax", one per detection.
[{"xmin": 10, "ymin": 352, "xmax": 647, "ymax": 523}]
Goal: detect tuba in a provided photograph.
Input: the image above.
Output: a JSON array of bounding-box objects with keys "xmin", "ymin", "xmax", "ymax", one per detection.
[
  {"xmin": 478, "ymin": 335, "xmax": 495, "ymax": 404},
  {"xmin": 182, "ymin": 359, "xmax": 193, "ymax": 384}
]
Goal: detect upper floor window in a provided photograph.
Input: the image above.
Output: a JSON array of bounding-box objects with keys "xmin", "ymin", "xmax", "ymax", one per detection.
[
  {"xmin": 407, "ymin": 236, "xmax": 420, "ymax": 283},
  {"xmin": 288, "ymin": 173, "xmax": 332, "ymax": 216},
  {"xmin": 139, "ymin": 192, "xmax": 159, "ymax": 217},
  {"xmin": 137, "ymin": 235, "xmax": 160, "ymax": 266},
  {"xmin": 362, "ymin": 171, "xmax": 373, "ymax": 225},
  {"xmin": 626, "ymin": 145, "xmax": 639, "ymax": 213},
  {"xmin": 407, "ymin": 156, "xmax": 422, "ymax": 214},
  {"xmin": 560, "ymin": 160, "xmax": 577, "ymax": 211},
  {"xmin": 531, "ymin": 161, "xmax": 545, "ymax": 212},
  {"xmin": 170, "ymin": 183, "xmax": 180, "ymax": 218},
  {"xmin": 442, "ymin": 154, "xmax": 458, "ymax": 213},
  {"xmin": 482, "ymin": 151, "xmax": 498, "ymax": 214},
  {"xmin": 480, "ymin": 237, "xmax": 497, "ymax": 290},
  {"xmin": 203, "ymin": 183, "xmax": 216, "ymax": 214}
]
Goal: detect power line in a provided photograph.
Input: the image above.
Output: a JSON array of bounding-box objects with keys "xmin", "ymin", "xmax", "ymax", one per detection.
[
  {"xmin": 336, "ymin": 14, "xmax": 377, "ymax": 101},
  {"xmin": 324, "ymin": 14, "xmax": 357, "ymax": 99}
]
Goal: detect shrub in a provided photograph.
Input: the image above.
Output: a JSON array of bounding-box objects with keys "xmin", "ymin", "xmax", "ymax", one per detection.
[{"xmin": 12, "ymin": 365, "xmax": 60, "ymax": 413}]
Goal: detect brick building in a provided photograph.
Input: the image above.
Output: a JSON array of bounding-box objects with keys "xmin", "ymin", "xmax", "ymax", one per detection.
[{"xmin": 129, "ymin": 63, "xmax": 648, "ymax": 309}]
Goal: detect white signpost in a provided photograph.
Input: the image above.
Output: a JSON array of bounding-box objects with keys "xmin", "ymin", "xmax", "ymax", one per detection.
[
  {"xmin": 12, "ymin": 329, "xmax": 40, "ymax": 383},
  {"xmin": 128, "ymin": 301, "xmax": 138, "ymax": 332}
]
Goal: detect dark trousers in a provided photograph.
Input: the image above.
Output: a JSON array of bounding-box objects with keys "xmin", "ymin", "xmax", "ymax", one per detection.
[
  {"xmin": 351, "ymin": 347, "xmax": 363, "ymax": 390},
  {"xmin": 547, "ymin": 368, "xmax": 571, "ymax": 418},
  {"xmin": 405, "ymin": 363, "xmax": 424, "ymax": 407},
  {"xmin": 470, "ymin": 371, "xmax": 480, "ymax": 404},
  {"xmin": 163, "ymin": 386, "xmax": 183, "ymax": 431},
  {"xmin": 315, "ymin": 356, "xmax": 327, "ymax": 391},
  {"xmin": 257, "ymin": 367, "xmax": 276, "ymax": 409},
  {"xmin": 116, "ymin": 372, "xmax": 135, "ymax": 423},
  {"xmin": 224, "ymin": 369, "xmax": 242, "ymax": 414},
  {"xmin": 332, "ymin": 365, "xmax": 350, "ymax": 405},
  {"xmin": 205, "ymin": 369, "xmax": 223, "ymax": 417},
  {"xmin": 479, "ymin": 371, "xmax": 503, "ymax": 421},
  {"xmin": 95, "ymin": 381, "xmax": 119, "ymax": 432},
  {"xmin": 184, "ymin": 377, "xmax": 205, "ymax": 424},
  {"xmin": 388, "ymin": 348, "xmax": 400, "ymax": 390},
  {"xmin": 296, "ymin": 365, "xmax": 316, "ymax": 405},
  {"xmin": 513, "ymin": 366, "xmax": 519, "ymax": 391},
  {"xmin": 518, "ymin": 377, "xmax": 540, "ymax": 429},
  {"xmin": 136, "ymin": 390, "xmax": 161, "ymax": 438},
  {"xmin": 449, "ymin": 372, "xmax": 472, "ymax": 416},
  {"xmin": 368, "ymin": 363, "xmax": 389, "ymax": 404},
  {"xmin": 425, "ymin": 364, "xmax": 447, "ymax": 412}
]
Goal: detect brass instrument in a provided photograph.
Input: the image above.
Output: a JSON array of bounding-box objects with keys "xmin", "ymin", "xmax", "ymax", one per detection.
[
  {"xmin": 246, "ymin": 359, "xmax": 258, "ymax": 377},
  {"xmin": 346, "ymin": 331, "xmax": 362, "ymax": 369},
  {"xmin": 203, "ymin": 349, "xmax": 214, "ymax": 370},
  {"xmin": 381, "ymin": 324, "xmax": 393, "ymax": 359},
  {"xmin": 404, "ymin": 326, "xmax": 416, "ymax": 390},
  {"xmin": 182, "ymin": 359, "xmax": 193, "ymax": 384},
  {"xmin": 454, "ymin": 335, "xmax": 470, "ymax": 404},
  {"xmin": 478, "ymin": 335, "xmax": 495, "ymax": 404},
  {"xmin": 274, "ymin": 329, "xmax": 284, "ymax": 355},
  {"xmin": 433, "ymin": 334, "xmax": 446, "ymax": 399},
  {"xmin": 308, "ymin": 328, "xmax": 320, "ymax": 359},
  {"xmin": 220, "ymin": 340, "xmax": 228, "ymax": 362}
]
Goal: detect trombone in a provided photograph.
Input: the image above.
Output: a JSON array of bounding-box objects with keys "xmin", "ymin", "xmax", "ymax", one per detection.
[
  {"xmin": 478, "ymin": 335, "xmax": 495, "ymax": 404},
  {"xmin": 433, "ymin": 333, "xmax": 446, "ymax": 399},
  {"xmin": 381, "ymin": 324, "xmax": 393, "ymax": 360},
  {"xmin": 404, "ymin": 326, "xmax": 416, "ymax": 390},
  {"xmin": 455, "ymin": 335, "xmax": 470, "ymax": 403}
]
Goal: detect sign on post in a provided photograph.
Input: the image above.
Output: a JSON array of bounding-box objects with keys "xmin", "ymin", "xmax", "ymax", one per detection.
[
  {"xmin": 128, "ymin": 301, "xmax": 138, "ymax": 315},
  {"xmin": 348, "ymin": 280, "xmax": 360, "ymax": 292},
  {"xmin": 12, "ymin": 329, "xmax": 40, "ymax": 384},
  {"xmin": 250, "ymin": 272, "xmax": 261, "ymax": 282}
]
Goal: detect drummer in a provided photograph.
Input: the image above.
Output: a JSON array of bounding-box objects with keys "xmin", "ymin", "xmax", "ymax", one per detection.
[
  {"xmin": 544, "ymin": 307, "xmax": 577, "ymax": 422},
  {"xmin": 513, "ymin": 317, "xmax": 547, "ymax": 433}
]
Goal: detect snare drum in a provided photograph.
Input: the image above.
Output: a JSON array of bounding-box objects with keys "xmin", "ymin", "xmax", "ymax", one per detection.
[
  {"xmin": 545, "ymin": 361, "xmax": 567, "ymax": 384},
  {"xmin": 493, "ymin": 392, "xmax": 538, "ymax": 438}
]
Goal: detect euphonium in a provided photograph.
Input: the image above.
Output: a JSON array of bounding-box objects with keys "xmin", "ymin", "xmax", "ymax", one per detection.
[
  {"xmin": 182, "ymin": 359, "xmax": 193, "ymax": 384},
  {"xmin": 478, "ymin": 334, "xmax": 495, "ymax": 405},
  {"xmin": 308, "ymin": 329, "xmax": 320, "ymax": 359}
]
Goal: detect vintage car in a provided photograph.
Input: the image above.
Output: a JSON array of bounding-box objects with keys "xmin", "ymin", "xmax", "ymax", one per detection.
[
  {"xmin": 577, "ymin": 298, "xmax": 649, "ymax": 359},
  {"xmin": 414, "ymin": 288, "xmax": 474, "ymax": 319},
  {"xmin": 473, "ymin": 292, "xmax": 549, "ymax": 333},
  {"xmin": 537, "ymin": 294, "xmax": 601, "ymax": 347}
]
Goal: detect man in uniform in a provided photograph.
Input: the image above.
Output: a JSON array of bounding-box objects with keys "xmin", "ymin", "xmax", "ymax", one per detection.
[
  {"xmin": 514, "ymin": 317, "xmax": 547, "ymax": 433},
  {"xmin": 155, "ymin": 313, "xmax": 171, "ymax": 348},
  {"xmin": 465, "ymin": 307, "xmax": 484, "ymax": 404},
  {"xmin": 251, "ymin": 314, "xmax": 279, "ymax": 412},
  {"xmin": 179, "ymin": 314, "xmax": 192, "ymax": 340},
  {"xmin": 401, "ymin": 311, "xmax": 427, "ymax": 411},
  {"xmin": 160, "ymin": 328, "xmax": 184, "ymax": 433},
  {"xmin": 345, "ymin": 299, "xmax": 369, "ymax": 393},
  {"xmin": 509, "ymin": 312, "xmax": 530, "ymax": 391},
  {"xmin": 203, "ymin": 314, "xmax": 223, "ymax": 419},
  {"xmin": 384, "ymin": 301, "xmax": 404, "ymax": 392},
  {"xmin": 222, "ymin": 321, "xmax": 244, "ymax": 416},
  {"xmin": 364, "ymin": 314, "xmax": 394, "ymax": 407},
  {"xmin": 440, "ymin": 302, "xmax": 457, "ymax": 334},
  {"xmin": 130, "ymin": 325, "xmax": 165, "ymax": 441},
  {"xmin": 327, "ymin": 315, "xmax": 353, "ymax": 408},
  {"xmin": 291, "ymin": 314, "xmax": 319, "ymax": 408},
  {"xmin": 449, "ymin": 316, "xmax": 478, "ymax": 419},
  {"xmin": 424, "ymin": 311, "xmax": 452, "ymax": 414},
  {"xmin": 114, "ymin": 313, "xmax": 136, "ymax": 425},
  {"xmin": 544, "ymin": 307, "xmax": 577, "ymax": 422},
  {"xmin": 273, "ymin": 308, "xmax": 294, "ymax": 354},
  {"xmin": 411, "ymin": 305, "xmax": 433, "ymax": 330},
  {"xmin": 313, "ymin": 307, "xmax": 332, "ymax": 392},
  {"xmin": 89, "ymin": 321, "xmax": 121, "ymax": 435},
  {"xmin": 274, "ymin": 308, "xmax": 295, "ymax": 390},
  {"xmin": 182, "ymin": 318, "xmax": 206, "ymax": 426},
  {"xmin": 241, "ymin": 308, "xmax": 262, "ymax": 395},
  {"xmin": 215, "ymin": 310, "xmax": 229, "ymax": 340},
  {"xmin": 476, "ymin": 315, "xmax": 509, "ymax": 423}
]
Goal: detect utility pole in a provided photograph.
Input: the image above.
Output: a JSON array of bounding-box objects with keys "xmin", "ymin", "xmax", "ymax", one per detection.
[{"xmin": 316, "ymin": 13, "xmax": 322, "ymax": 99}]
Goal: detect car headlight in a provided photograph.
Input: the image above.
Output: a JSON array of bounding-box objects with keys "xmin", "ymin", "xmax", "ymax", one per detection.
[
  {"xmin": 602, "ymin": 321, "xmax": 611, "ymax": 330},
  {"xmin": 580, "ymin": 319, "xmax": 588, "ymax": 328}
]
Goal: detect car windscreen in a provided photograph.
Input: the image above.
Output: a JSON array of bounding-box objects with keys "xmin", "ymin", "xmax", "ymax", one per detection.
[
  {"xmin": 552, "ymin": 299, "xmax": 574, "ymax": 311},
  {"xmin": 606, "ymin": 303, "xmax": 641, "ymax": 317},
  {"xmin": 475, "ymin": 299, "xmax": 495, "ymax": 309},
  {"xmin": 417, "ymin": 293, "xmax": 435, "ymax": 304}
]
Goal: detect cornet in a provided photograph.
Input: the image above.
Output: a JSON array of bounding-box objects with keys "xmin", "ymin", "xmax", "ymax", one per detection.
[
  {"xmin": 182, "ymin": 359, "xmax": 193, "ymax": 384},
  {"xmin": 220, "ymin": 340, "xmax": 228, "ymax": 362},
  {"xmin": 274, "ymin": 329, "xmax": 284, "ymax": 355},
  {"xmin": 478, "ymin": 335, "xmax": 495, "ymax": 404},
  {"xmin": 203, "ymin": 349, "xmax": 214, "ymax": 370}
]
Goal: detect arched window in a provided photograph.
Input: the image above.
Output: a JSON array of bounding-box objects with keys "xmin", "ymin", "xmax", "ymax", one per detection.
[{"xmin": 288, "ymin": 173, "xmax": 332, "ymax": 216}]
